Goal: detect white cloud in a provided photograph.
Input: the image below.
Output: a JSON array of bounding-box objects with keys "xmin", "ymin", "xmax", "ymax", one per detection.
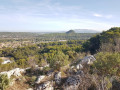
[
  {"xmin": 93, "ymin": 13, "xmax": 102, "ymax": 17},
  {"xmin": 93, "ymin": 13, "xmax": 113, "ymax": 19}
]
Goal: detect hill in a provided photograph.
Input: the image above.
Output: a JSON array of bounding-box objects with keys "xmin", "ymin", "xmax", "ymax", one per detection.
[{"xmin": 66, "ymin": 30, "xmax": 75, "ymax": 34}]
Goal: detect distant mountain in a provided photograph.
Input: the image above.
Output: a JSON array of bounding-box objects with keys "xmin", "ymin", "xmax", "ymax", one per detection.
[
  {"xmin": 74, "ymin": 29, "xmax": 100, "ymax": 33},
  {"xmin": 66, "ymin": 30, "xmax": 75, "ymax": 34}
]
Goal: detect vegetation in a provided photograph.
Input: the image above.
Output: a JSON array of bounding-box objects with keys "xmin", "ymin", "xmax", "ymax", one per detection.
[
  {"xmin": 1, "ymin": 27, "xmax": 120, "ymax": 90},
  {"xmin": 93, "ymin": 52, "xmax": 120, "ymax": 76},
  {"xmin": 0, "ymin": 40, "xmax": 83, "ymax": 72},
  {"xmin": 0, "ymin": 74, "xmax": 10, "ymax": 90},
  {"xmin": 82, "ymin": 27, "xmax": 120, "ymax": 54}
]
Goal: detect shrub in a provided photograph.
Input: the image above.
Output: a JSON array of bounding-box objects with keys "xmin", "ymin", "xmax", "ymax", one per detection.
[
  {"xmin": 93, "ymin": 52, "xmax": 120, "ymax": 76},
  {"xmin": 50, "ymin": 51, "xmax": 69, "ymax": 71},
  {"xmin": 0, "ymin": 74, "xmax": 10, "ymax": 90}
]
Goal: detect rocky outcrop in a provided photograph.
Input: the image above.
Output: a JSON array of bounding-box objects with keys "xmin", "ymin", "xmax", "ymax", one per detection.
[
  {"xmin": 63, "ymin": 75, "xmax": 81, "ymax": 90},
  {"xmin": 35, "ymin": 75, "xmax": 46, "ymax": 84},
  {"xmin": 54, "ymin": 72, "xmax": 61, "ymax": 85},
  {"xmin": 0, "ymin": 68, "xmax": 25, "ymax": 78},
  {"xmin": 81, "ymin": 55, "xmax": 96, "ymax": 65},
  {"xmin": 36, "ymin": 81, "xmax": 53, "ymax": 90}
]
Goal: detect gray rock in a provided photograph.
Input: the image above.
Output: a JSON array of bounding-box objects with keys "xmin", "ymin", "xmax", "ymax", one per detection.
[
  {"xmin": 0, "ymin": 68, "xmax": 25, "ymax": 78},
  {"xmin": 35, "ymin": 75, "xmax": 45, "ymax": 84},
  {"xmin": 54, "ymin": 72, "xmax": 61, "ymax": 85},
  {"xmin": 76, "ymin": 63, "xmax": 83, "ymax": 70},
  {"xmin": 81, "ymin": 55, "xmax": 96, "ymax": 65},
  {"xmin": 76, "ymin": 70, "xmax": 84, "ymax": 77},
  {"xmin": 37, "ymin": 81, "xmax": 53, "ymax": 90},
  {"xmin": 63, "ymin": 75, "xmax": 81, "ymax": 90}
]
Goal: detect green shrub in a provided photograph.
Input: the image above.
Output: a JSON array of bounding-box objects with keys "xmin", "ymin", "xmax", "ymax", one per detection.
[
  {"xmin": 0, "ymin": 74, "xmax": 10, "ymax": 90},
  {"xmin": 50, "ymin": 51, "xmax": 69, "ymax": 71},
  {"xmin": 93, "ymin": 52, "xmax": 120, "ymax": 76}
]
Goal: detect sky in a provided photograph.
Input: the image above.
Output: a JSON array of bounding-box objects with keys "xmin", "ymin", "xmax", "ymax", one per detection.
[{"xmin": 0, "ymin": 0, "xmax": 120, "ymax": 32}]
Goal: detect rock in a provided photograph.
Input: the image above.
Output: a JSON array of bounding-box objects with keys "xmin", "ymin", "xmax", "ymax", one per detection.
[
  {"xmin": 27, "ymin": 88, "xmax": 33, "ymax": 90},
  {"xmin": 81, "ymin": 55, "xmax": 96, "ymax": 65},
  {"xmin": 2, "ymin": 59, "xmax": 12, "ymax": 64},
  {"xmin": 0, "ymin": 68, "xmax": 25, "ymax": 78},
  {"xmin": 44, "ymin": 64, "xmax": 50, "ymax": 68},
  {"xmin": 76, "ymin": 63, "xmax": 83, "ymax": 70},
  {"xmin": 63, "ymin": 75, "xmax": 81, "ymax": 90},
  {"xmin": 47, "ymin": 70, "xmax": 54, "ymax": 77},
  {"xmin": 76, "ymin": 70, "xmax": 84, "ymax": 77},
  {"xmin": 39, "ymin": 67, "xmax": 44, "ymax": 70},
  {"xmin": 35, "ymin": 75, "xmax": 46, "ymax": 84},
  {"xmin": 54, "ymin": 72, "xmax": 61, "ymax": 85},
  {"xmin": 37, "ymin": 81, "xmax": 53, "ymax": 90},
  {"xmin": 70, "ymin": 66, "xmax": 74, "ymax": 69}
]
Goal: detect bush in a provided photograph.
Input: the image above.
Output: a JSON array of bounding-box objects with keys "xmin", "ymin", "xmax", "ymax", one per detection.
[
  {"xmin": 0, "ymin": 74, "xmax": 10, "ymax": 90},
  {"xmin": 93, "ymin": 52, "xmax": 120, "ymax": 76},
  {"xmin": 50, "ymin": 51, "xmax": 69, "ymax": 71}
]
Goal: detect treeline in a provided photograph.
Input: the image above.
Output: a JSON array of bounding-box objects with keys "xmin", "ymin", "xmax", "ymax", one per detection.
[
  {"xmin": 36, "ymin": 33, "xmax": 96, "ymax": 41},
  {"xmin": 0, "ymin": 32, "xmax": 97, "ymax": 43}
]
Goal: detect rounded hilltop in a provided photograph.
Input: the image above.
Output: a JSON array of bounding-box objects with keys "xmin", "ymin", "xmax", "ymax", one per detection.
[{"xmin": 66, "ymin": 30, "xmax": 75, "ymax": 34}]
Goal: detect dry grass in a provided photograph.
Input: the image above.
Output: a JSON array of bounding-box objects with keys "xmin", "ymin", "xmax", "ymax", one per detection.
[{"xmin": 6, "ymin": 80, "xmax": 30, "ymax": 90}]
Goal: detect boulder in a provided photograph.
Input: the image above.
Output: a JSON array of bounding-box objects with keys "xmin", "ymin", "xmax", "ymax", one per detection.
[
  {"xmin": 0, "ymin": 68, "xmax": 25, "ymax": 78},
  {"xmin": 35, "ymin": 75, "xmax": 46, "ymax": 84},
  {"xmin": 54, "ymin": 72, "xmax": 61, "ymax": 85},
  {"xmin": 37, "ymin": 81, "xmax": 53, "ymax": 90},
  {"xmin": 81, "ymin": 55, "xmax": 96, "ymax": 65},
  {"xmin": 63, "ymin": 75, "xmax": 81, "ymax": 90}
]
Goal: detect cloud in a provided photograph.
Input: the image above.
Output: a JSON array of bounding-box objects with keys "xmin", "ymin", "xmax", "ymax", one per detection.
[
  {"xmin": 93, "ymin": 13, "xmax": 102, "ymax": 17},
  {"xmin": 93, "ymin": 13, "xmax": 113, "ymax": 19}
]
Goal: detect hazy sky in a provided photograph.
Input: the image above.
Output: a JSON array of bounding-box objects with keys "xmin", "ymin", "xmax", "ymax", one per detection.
[{"xmin": 0, "ymin": 0, "xmax": 120, "ymax": 32}]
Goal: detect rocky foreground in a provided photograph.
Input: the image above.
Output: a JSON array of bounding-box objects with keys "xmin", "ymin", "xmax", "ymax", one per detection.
[{"xmin": 0, "ymin": 55, "xmax": 96, "ymax": 90}]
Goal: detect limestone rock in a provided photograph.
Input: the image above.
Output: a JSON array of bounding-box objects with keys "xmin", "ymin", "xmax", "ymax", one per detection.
[
  {"xmin": 0, "ymin": 68, "xmax": 25, "ymax": 78},
  {"xmin": 76, "ymin": 63, "xmax": 83, "ymax": 70},
  {"xmin": 54, "ymin": 72, "xmax": 61, "ymax": 85},
  {"xmin": 27, "ymin": 88, "xmax": 33, "ymax": 90},
  {"xmin": 37, "ymin": 81, "xmax": 53, "ymax": 90},
  {"xmin": 81, "ymin": 55, "xmax": 96, "ymax": 65},
  {"xmin": 63, "ymin": 75, "xmax": 81, "ymax": 90},
  {"xmin": 76, "ymin": 70, "xmax": 84, "ymax": 77},
  {"xmin": 35, "ymin": 75, "xmax": 45, "ymax": 84}
]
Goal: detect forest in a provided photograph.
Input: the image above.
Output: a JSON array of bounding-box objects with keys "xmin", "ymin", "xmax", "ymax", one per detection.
[{"xmin": 0, "ymin": 31, "xmax": 96, "ymax": 43}]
